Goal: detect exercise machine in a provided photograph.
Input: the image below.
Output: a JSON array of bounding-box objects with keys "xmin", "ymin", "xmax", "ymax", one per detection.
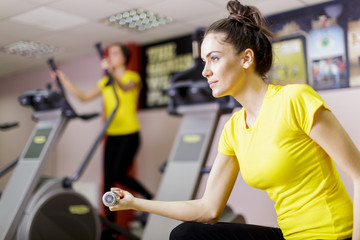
[
  {"xmin": 0, "ymin": 58, "xmax": 100, "ymax": 240},
  {"xmin": 0, "ymin": 122, "xmax": 19, "ymax": 182},
  {"xmin": 0, "ymin": 48, "xmax": 139, "ymax": 240},
  {"xmin": 142, "ymin": 27, "xmax": 240, "ymax": 240}
]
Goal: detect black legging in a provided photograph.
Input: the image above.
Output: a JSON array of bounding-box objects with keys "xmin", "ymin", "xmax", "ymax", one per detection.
[
  {"xmin": 170, "ymin": 222, "xmax": 285, "ymax": 240},
  {"xmin": 104, "ymin": 132, "xmax": 152, "ymax": 221},
  {"xmin": 170, "ymin": 222, "xmax": 353, "ymax": 240}
]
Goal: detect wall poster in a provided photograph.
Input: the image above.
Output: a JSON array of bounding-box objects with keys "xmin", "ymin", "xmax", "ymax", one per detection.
[
  {"xmin": 140, "ymin": 35, "xmax": 194, "ymax": 108},
  {"xmin": 309, "ymin": 25, "xmax": 347, "ymax": 90},
  {"xmin": 268, "ymin": 0, "xmax": 360, "ymax": 91},
  {"xmin": 269, "ymin": 34, "xmax": 308, "ymax": 86},
  {"xmin": 348, "ymin": 19, "xmax": 360, "ymax": 87}
]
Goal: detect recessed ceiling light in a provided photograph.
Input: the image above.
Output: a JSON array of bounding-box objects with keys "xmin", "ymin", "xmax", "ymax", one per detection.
[
  {"xmin": 0, "ymin": 40, "xmax": 60, "ymax": 58},
  {"xmin": 100, "ymin": 8, "xmax": 173, "ymax": 32},
  {"xmin": 10, "ymin": 6, "xmax": 88, "ymax": 31}
]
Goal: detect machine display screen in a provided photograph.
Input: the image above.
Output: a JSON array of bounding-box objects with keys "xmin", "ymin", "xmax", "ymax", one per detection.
[
  {"xmin": 173, "ymin": 134, "xmax": 204, "ymax": 162},
  {"xmin": 24, "ymin": 128, "xmax": 51, "ymax": 159}
]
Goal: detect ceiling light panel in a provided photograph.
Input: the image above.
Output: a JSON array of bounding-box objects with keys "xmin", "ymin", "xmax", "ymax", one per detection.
[
  {"xmin": 10, "ymin": 6, "xmax": 88, "ymax": 31},
  {"xmin": 101, "ymin": 8, "xmax": 173, "ymax": 32},
  {"xmin": 0, "ymin": 40, "xmax": 60, "ymax": 58}
]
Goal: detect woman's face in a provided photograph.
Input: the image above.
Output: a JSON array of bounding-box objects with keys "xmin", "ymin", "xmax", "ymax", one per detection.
[
  {"xmin": 201, "ymin": 32, "xmax": 246, "ymax": 98},
  {"xmin": 107, "ymin": 45, "xmax": 126, "ymax": 68}
]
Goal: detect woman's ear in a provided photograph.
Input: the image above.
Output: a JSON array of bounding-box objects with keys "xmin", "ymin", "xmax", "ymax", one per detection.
[{"xmin": 241, "ymin": 48, "xmax": 254, "ymax": 69}]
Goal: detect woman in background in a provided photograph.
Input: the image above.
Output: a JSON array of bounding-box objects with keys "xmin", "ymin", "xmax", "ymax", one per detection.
[{"xmin": 53, "ymin": 43, "xmax": 152, "ymax": 224}]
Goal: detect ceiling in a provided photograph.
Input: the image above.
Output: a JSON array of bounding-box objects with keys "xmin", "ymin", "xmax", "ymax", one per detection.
[{"xmin": 0, "ymin": 0, "xmax": 333, "ymax": 79}]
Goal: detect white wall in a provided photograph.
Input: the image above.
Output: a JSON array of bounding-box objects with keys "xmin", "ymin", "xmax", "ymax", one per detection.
[{"xmin": 0, "ymin": 56, "xmax": 358, "ymax": 227}]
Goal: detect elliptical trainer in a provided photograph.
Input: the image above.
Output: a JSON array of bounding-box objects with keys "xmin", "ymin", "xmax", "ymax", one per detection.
[{"xmin": 0, "ymin": 48, "xmax": 139, "ymax": 240}]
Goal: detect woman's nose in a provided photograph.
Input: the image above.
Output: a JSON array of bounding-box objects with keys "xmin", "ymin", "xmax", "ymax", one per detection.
[{"xmin": 202, "ymin": 64, "xmax": 212, "ymax": 78}]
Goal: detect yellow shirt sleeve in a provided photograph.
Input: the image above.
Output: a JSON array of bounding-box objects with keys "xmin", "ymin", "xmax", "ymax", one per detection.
[{"xmin": 285, "ymin": 84, "xmax": 330, "ymax": 134}]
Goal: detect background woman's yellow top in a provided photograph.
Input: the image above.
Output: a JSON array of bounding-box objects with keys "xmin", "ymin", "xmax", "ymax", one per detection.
[
  {"xmin": 218, "ymin": 84, "xmax": 353, "ymax": 239},
  {"xmin": 97, "ymin": 70, "xmax": 141, "ymax": 135}
]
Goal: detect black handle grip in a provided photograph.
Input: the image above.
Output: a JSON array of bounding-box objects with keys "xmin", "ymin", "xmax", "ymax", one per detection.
[
  {"xmin": 47, "ymin": 58, "xmax": 63, "ymax": 92},
  {"xmin": 47, "ymin": 58, "xmax": 57, "ymax": 71},
  {"xmin": 94, "ymin": 42, "xmax": 103, "ymax": 59},
  {"xmin": 94, "ymin": 42, "xmax": 113, "ymax": 86}
]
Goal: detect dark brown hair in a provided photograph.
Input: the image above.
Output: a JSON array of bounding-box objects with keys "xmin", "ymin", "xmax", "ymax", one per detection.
[
  {"xmin": 108, "ymin": 43, "xmax": 131, "ymax": 66},
  {"xmin": 205, "ymin": 0, "xmax": 274, "ymax": 79}
]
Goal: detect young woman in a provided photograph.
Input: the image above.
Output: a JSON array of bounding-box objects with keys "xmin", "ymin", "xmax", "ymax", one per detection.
[
  {"xmin": 106, "ymin": 1, "xmax": 358, "ymax": 239},
  {"xmin": 53, "ymin": 43, "xmax": 152, "ymax": 222}
]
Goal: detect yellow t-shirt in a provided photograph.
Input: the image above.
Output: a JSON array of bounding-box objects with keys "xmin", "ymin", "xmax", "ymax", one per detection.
[
  {"xmin": 97, "ymin": 70, "xmax": 141, "ymax": 135},
  {"xmin": 218, "ymin": 84, "xmax": 353, "ymax": 239}
]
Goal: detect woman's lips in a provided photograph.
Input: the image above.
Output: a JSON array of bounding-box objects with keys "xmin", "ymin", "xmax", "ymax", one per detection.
[{"xmin": 208, "ymin": 80, "xmax": 218, "ymax": 88}]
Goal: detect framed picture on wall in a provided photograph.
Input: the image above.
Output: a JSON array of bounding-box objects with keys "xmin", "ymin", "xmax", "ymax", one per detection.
[
  {"xmin": 309, "ymin": 25, "xmax": 348, "ymax": 90},
  {"xmin": 269, "ymin": 34, "xmax": 308, "ymax": 86},
  {"xmin": 348, "ymin": 19, "xmax": 360, "ymax": 87}
]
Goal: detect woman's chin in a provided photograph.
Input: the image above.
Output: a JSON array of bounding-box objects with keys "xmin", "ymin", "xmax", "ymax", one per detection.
[{"xmin": 211, "ymin": 90, "xmax": 225, "ymax": 99}]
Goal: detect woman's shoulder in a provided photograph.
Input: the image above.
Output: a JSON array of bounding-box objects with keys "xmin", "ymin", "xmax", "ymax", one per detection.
[
  {"xmin": 97, "ymin": 76, "xmax": 110, "ymax": 88},
  {"xmin": 125, "ymin": 70, "xmax": 140, "ymax": 77},
  {"xmin": 123, "ymin": 70, "xmax": 141, "ymax": 83},
  {"xmin": 272, "ymin": 84, "xmax": 317, "ymax": 100},
  {"xmin": 280, "ymin": 84, "xmax": 314, "ymax": 94}
]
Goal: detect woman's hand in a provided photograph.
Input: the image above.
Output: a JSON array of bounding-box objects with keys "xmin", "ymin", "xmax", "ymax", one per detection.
[
  {"xmin": 101, "ymin": 59, "xmax": 110, "ymax": 71},
  {"xmin": 49, "ymin": 70, "xmax": 67, "ymax": 83},
  {"xmin": 108, "ymin": 187, "xmax": 135, "ymax": 211},
  {"xmin": 49, "ymin": 70, "xmax": 57, "ymax": 80},
  {"xmin": 104, "ymin": 153, "xmax": 239, "ymax": 224}
]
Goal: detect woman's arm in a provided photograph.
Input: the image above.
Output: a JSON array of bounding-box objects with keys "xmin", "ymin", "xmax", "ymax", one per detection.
[
  {"xmin": 101, "ymin": 58, "xmax": 138, "ymax": 92},
  {"xmin": 310, "ymin": 106, "xmax": 360, "ymax": 240},
  {"xmin": 116, "ymin": 78, "xmax": 139, "ymax": 92},
  {"xmin": 109, "ymin": 152, "xmax": 240, "ymax": 224},
  {"xmin": 55, "ymin": 70, "xmax": 101, "ymax": 102}
]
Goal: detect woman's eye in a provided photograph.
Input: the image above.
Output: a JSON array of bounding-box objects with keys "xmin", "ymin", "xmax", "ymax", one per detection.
[{"xmin": 211, "ymin": 56, "xmax": 219, "ymax": 62}]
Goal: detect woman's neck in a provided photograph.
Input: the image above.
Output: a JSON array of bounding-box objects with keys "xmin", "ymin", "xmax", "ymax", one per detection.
[
  {"xmin": 112, "ymin": 65, "xmax": 127, "ymax": 79},
  {"xmin": 236, "ymin": 76, "xmax": 268, "ymax": 127}
]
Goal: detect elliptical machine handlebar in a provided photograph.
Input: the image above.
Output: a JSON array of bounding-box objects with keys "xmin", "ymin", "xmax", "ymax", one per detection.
[
  {"xmin": 93, "ymin": 42, "xmax": 120, "ymax": 118},
  {"xmin": 47, "ymin": 58, "xmax": 99, "ymax": 120},
  {"xmin": 47, "ymin": 58, "xmax": 65, "ymax": 97},
  {"xmin": 62, "ymin": 42, "xmax": 120, "ymax": 188}
]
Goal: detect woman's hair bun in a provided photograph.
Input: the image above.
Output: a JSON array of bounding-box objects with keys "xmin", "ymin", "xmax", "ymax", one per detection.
[
  {"xmin": 227, "ymin": 0, "xmax": 273, "ymax": 37},
  {"xmin": 205, "ymin": 0, "xmax": 274, "ymax": 78}
]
